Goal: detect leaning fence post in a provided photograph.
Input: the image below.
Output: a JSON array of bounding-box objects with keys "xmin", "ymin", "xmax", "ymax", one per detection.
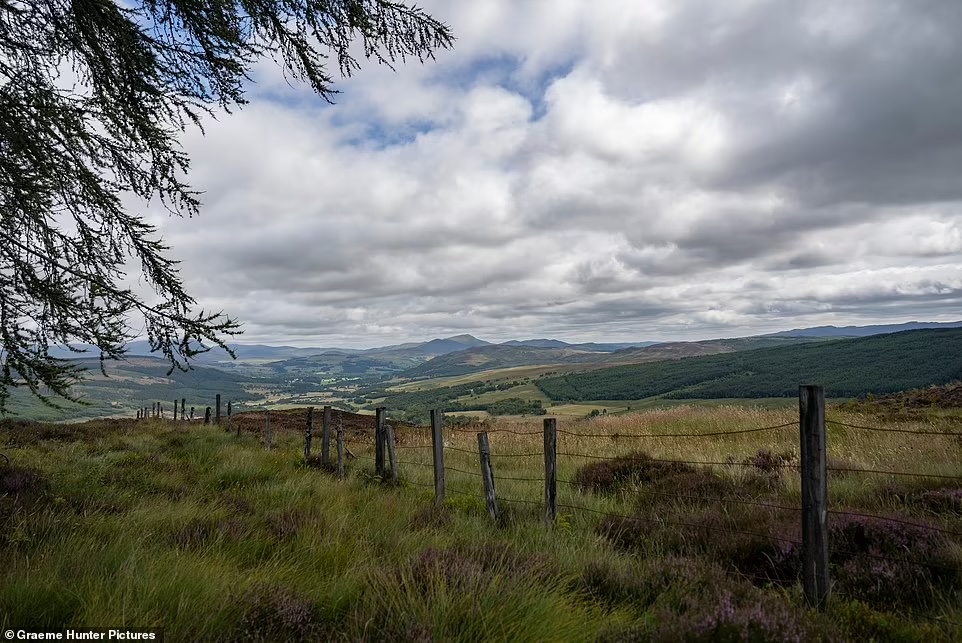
[
  {"xmin": 375, "ymin": 407, "xmax": 386, "ymax": 476},
  {"xmin": 215, "ymin": 394, "xmax": 221, "ymax": 425},
  {"xmin": 544, "ymin": 417, "xmax": 557, "ymax": 524},
  {"xmin": 800, "ymin": 384, "xmax": 830, "ymax": 611},
  {"xmin": 265, "ymin": 411, "xmax": 272, "ymax": 450},
  {"xmin": 322, "ymin": 405, "xmax": 332, "ymax": 466},
  {"xmin": 336, "ymin": 414, "xmax": 345, "ymax": 479},
  {"xmin": 204, "ymin": 407, "xmax": 211, "ymax": 425},
  {"xmin": 304, "ymin": 407, "xmax": 314, "ymax": 461},
  {"xmin": 478, "ymin": 432, "xmax": 499, "ymax": 521},
  {"xmin": 385, "ymin": 423, "xmax": 399, "ymax": 484},
  {"xmin": 431, "ymin": 409, "xmax": 445, "ymax": 505}
]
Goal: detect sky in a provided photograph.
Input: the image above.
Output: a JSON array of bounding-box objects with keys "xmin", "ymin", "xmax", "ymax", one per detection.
[{"xmin": 142, "ymin": 0, "xmax": 962, "ymax": 349}]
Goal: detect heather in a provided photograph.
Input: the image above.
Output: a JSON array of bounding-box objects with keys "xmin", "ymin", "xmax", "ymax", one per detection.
[{"xmin": 0, "ymin": 404, "xmax": 960, "ymax": 640}]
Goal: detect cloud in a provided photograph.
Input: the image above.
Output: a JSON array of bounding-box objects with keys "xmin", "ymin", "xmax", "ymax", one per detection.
[{"xmin": 137, "ymin": 0, "xmax": 962, "ymax": 346}]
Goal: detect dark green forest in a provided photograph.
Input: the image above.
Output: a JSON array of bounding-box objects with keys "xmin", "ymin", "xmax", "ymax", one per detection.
[{"xmin": 535, "ymin": 328, "xmax": 962, "ymax": 401}]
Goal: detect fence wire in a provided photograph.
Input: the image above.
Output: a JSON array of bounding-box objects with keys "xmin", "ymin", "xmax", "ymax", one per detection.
[
  {"xmin": 558, "ymin": 421, "xmax": 797, "ymax": 439},
  {"xmin": 827, "ymin": 419, "xmax": 962, "ymax": 436}
]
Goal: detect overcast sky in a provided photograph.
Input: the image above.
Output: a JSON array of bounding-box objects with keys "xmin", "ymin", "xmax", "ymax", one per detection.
[{"xmin": 144, "ymin": 0, "xmax": 962, "ymax": 348}]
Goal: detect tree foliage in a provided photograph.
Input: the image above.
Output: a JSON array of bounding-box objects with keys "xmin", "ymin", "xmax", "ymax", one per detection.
[
  {"xmin": 0, "ymin": 0, "xmax": 453, "ymax": 412},
  {"xmin": 537, "ymin": 329, "xmax": 962, "ymax": 401}
]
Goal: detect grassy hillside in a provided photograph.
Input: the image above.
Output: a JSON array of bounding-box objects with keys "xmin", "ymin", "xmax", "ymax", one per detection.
[
  {"xmin": 537, "ymin": 328, "xmax": 962, "ymax": 401},
  {"xmin": 1, "ymin": 409, "xmax": 959, "ymax": 639},
  {"xmin": 5, "ymin": 357, "xmax": 260, "ymax": 422}
]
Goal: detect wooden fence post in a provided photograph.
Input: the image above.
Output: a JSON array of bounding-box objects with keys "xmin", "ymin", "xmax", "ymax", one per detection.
[
  {"xmin": 204, "ymin": 407, "xmax": 211, "ymax": 425},
  {"xmin": 431, "ymin": 409, "xmax": 445, "ymax": 505},
  {"xmin": 304, "ymin": 407, "xmax": 314, "ymax": 461},
  {"xmin": 336, "ymin": 414, "xmax": 345, "ymax": 479},
  {"xmin": 385, "ymin": 423, "xmax": 398, "ymax": 484},
  {"xmin": 322, "ymin": 406, "xmax": 332, "ymax": 466},
  {"xmin": 265, "ymin": 411, "xmax": 272, "ymax": 450},
  {"xmin": 800, "ymin": 384, "xmax": 830, "ymax": 611},
  {"xmin": 181, "ymin": 398, "xmax": 186, "ymax": 421},
  {"xmin": 227, "ymin": 400, "xmax": 233, "ymax": 433},
  {"xmin": 215, "ymin": 394, "xmax": 221, "ymax": 425},
  {"xmin": 158, "ymin": 403, "xmax": 163, "ymax": 419},
  {"xmin": 173, "ymin": 400, "xmax": 178, "ymax": 421},
  {"xmin": 478, "ymin": 432, "xmax": 499, "ymax": 521},
  {"xmin": 375, "ymin": 407, "xmax": 386, "ymax": 477},
  {"xmin": 544, "ymin": 417, "xmax": 557, "ymax": 524},
  {"xmin": 189, "ymin": 406, "xmax": 194, "ymax": 421},
  {"xmin": 136, "ymin": 410, "xmax": 141, "ymax": 420}
]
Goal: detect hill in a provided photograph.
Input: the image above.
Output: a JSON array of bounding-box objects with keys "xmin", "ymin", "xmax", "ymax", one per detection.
[
  {"xmin": 399, "ymin": 344, "xmax": 605, "ymax": 379},
  {"xmin": 400, "ymin": 335, "xmax": 827, "ymax": 380},
  {"xmin": 765, "ymin": 320, "xmax": 962, "ymax": 338},
  {"xmin": 6, "ymin": 357, "xmax": 260, "ymax": 422},
  {"xmin": 536, "ymin": 328, "xmax": 962, "ymax": 401}
]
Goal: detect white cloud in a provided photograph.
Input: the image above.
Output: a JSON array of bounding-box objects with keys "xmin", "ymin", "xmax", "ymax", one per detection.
[{"xmin": 139, "ymin": 0, "xmax": 962, "ymax": 346}]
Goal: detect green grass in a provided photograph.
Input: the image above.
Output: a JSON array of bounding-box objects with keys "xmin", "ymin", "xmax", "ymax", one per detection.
[{"xmin": 1, "ymin": 408, "xmax": 960, "ymax": 640}]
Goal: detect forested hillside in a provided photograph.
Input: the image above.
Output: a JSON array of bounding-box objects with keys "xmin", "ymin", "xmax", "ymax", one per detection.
[{"xmin": 536, "ymin": 328, "xmax": 962, "ymax": 401}]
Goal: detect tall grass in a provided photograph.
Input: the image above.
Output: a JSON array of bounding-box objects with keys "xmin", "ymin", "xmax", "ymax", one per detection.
[{"xmin": 1, "ymin": 405, "xmax": 960, "ymax": 641}]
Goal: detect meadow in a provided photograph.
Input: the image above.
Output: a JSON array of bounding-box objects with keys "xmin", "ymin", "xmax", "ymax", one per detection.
[{"xmin": 1, "ymin": 404, "xmax": 960, "ymax": 641}]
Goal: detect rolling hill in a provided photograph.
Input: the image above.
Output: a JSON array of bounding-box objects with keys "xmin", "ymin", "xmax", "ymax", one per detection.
[
  {"xmin": 399, "ymin": 335, "xmax": 829, "ymax": 380},
  {"xmin": 5, "ymin": 357, "xmax": 260, "ymax": 422},
  {"xmin": 536, "ymin": 327, "xmax": 962, "ymax": 401}
]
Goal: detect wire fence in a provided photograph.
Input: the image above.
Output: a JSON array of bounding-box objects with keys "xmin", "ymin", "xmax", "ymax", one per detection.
[
  {"xmin": 172, "ymin": 393, "xmax": 961, "ymax": 626},
  {"xmin": 336, "ymin": 399, "xmax": 960, "ymax": 624}
]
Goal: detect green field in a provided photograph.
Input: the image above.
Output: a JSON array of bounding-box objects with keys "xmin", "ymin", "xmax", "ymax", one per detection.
[{"xmin": 1, "ymin": 406, "xmax": 960, "ymax": 640}]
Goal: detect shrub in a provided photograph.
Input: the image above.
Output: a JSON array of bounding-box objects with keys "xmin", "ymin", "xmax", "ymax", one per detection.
[
  {"xmin": 408, "ymin": 543, "xmax": 557, "ymax": 592},
  {"xmin": 918, "ymin": 488, "xmax": 962, "ymax": 514},
  {"xmin": 0, "ymin": 465, "xmax": 48, "ymax": 497},
  {"xmin": 599, "ymin": 506, "xmax": 801, "ymax": 586},
  {"xmin": 573, "ymin": 451, "xmax": 695, "ymax": 495},
  {"xmin": 827, "ymin": 513, "xmax": 957, "ymax": 608},
  {"xmin": 237, "ymin": 584, "xmax": 326, "ymax": 642}
]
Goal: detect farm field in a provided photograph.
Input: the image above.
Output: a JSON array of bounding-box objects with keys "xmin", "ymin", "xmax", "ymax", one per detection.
[{"xmin": 1, "ymin": 404, "xmax": 960, "ymax": 640}]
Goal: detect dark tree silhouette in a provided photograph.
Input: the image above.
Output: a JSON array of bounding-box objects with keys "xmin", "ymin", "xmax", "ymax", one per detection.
[{"xmin": 0, "ymin": 0, "xmax": 453, "ymax": 411}]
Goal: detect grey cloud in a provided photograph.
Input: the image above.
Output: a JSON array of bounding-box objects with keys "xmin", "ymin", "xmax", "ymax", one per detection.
[{"xmin": 139, "ymin": 0, "xmax": 962, "ymax": 346}]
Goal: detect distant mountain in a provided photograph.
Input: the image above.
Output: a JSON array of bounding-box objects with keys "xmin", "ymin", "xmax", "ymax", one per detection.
[
  {"xmin": 537, "ymin": 327, "xmax": 962, "ymax": 401},
  {"xmin": 766, "ymin": 320, "xmax": 962, "ymax": 338},
  {"xmin": 401, "ymin": 336, "xmax": 828, "ymax": 380},
  {"xmin": 502, "ymin": 339, "xmax": 572, "ymax": 349},
  {"xmin": 501, "ymin": 339, "xmax": 656, "ymax": 351},
  {"xmin": 400, "ymin": 344, "xmax": 604, "ymax": 379},
  {"xmin": 45, "ymin": 341, "xmax": 333, "ymax": 363}
]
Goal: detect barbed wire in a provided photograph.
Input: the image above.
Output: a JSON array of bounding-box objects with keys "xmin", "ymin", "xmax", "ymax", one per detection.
[
  {"xmin": 396, "ymin": 460, "xmax": 434, "ymax": 469},
  {"xmin": 491, "ymin": 452, "xmax": 543, "ymax": 458},
  {"xmin": 447, "ymin": 427, "xmax": 542, "ymax": 436},
  {"xmin": 394, "ymin": 444, "xmax": 432, "ymax": 450},
  {"xmin": 557, "ymin": 452, "xmax": 798, "ymax": 469},
  {"xmin": 445, "ymin": 445, "xmax": 479, "ymax": 456},
  {"xmin": 558, "ymin": 422, "xmax": 797, "ymax": 439},
  {"xmin": 556, "ymin": 502, "xmax": 803, "ymax": 545},
  {"xmin": 827, "ymin": 509, "xmax": 962, "ymax": 538},
  {"xmin": 444, "ymin": 465, "xmax": 484, "ymax": 478},
  {"xmin": 827, "ymin": 419, "xmax": 962, "ymax": 437},
  {"xmin": 556, "ymin": 481, "xmax": 802, "ymax": 513},
  {"xmin": 827, "ymin": 466, "xmax": 962, "ymax": 481}
]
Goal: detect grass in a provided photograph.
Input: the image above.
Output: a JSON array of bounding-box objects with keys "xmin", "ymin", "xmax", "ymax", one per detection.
[{"xmin": 1, "ymin": 406, "xmax": 960, "ymax": 640}]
